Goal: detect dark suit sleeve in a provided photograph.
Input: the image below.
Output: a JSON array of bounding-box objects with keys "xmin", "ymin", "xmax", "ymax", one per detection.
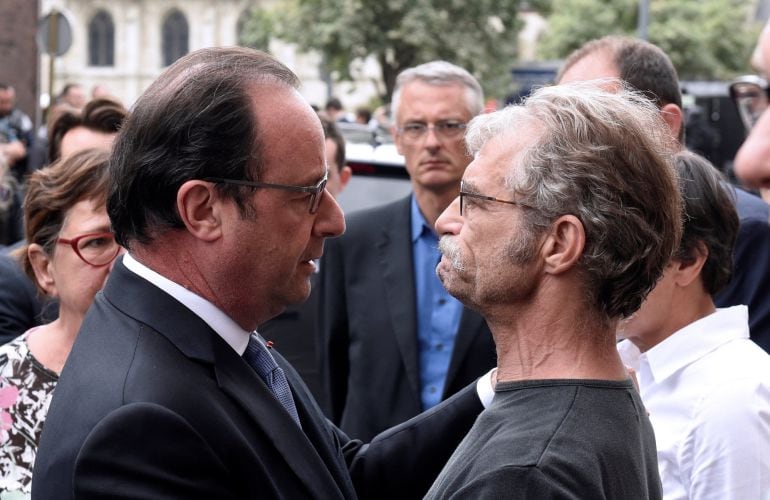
[
  {"xmin": 319, "ymin": 237, "xmax": 350, "ymax": 422},
  {"xmin": 430, "ymin": 466, "xmax": 567, "ymax": 500},
  {"xmin": 73, "ymin": 403, "xmax": 234, "ymax": 500},
  {"xmin": 337, "ymin": 383, "xmax": 483, "ymax": 500}
]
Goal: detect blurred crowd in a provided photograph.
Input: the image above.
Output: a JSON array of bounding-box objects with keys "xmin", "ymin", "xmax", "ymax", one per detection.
[{"xmin": 0, "ymin": 23, "xmax": 770, "ymax": 500}]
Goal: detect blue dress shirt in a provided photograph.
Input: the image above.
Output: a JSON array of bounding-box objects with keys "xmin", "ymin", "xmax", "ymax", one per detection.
[{"xmin": 411, "ymin": 196, "xmax": 464, "ymax": 410}]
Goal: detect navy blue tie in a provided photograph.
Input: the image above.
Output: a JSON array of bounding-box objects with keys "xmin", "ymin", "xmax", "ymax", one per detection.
[{"xmin": 243, "ymin": 333, "xmax": 301, "ymax": 427}]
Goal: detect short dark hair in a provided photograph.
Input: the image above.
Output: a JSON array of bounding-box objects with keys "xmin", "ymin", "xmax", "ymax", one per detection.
[
  {"xmin": 325, "ymin": 97, "xmax": 343, "ymax": 111},
  {"xmin": 558, "ymin": 36, "xmax": 683, "ymax": 141},
  {"xmin": 48, "ymin": 97, "xmax": 127, "ymax": 162},
  {"xmin": 107, "ymin": 47, "xmax": 300, "ymax": 249},
  {"xmin": 320, "ymin": 117, "xmax": 345, "ymax": 172},
  {"xmin": 674, "ymin": 151, "xmax": 738, "ymax": 295}
]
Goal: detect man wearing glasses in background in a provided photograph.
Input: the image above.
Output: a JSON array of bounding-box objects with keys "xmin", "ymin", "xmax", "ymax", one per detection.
[{"xmin": 321, "ymin": 61, "xmax": 496, "ymax": 441}]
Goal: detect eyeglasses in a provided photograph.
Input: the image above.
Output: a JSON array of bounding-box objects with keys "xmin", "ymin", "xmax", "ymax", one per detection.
[
  {"xmin": 57, "ymin": 232, "xmax": 121, "ymax": 267},
  {"xmin": 729, "ymin": 75, "xmax": 770, "ymax": 132},
  {"xmin": 205, "ymin": 173, "xmax": 328, "ymax": 214},
  {"xmin": 459, "ymin": 180, "xmax": 532, "ymax": 217},
  {"xmin": 397, "ymin": 121, "xmax": 467, "ymax": 142}
]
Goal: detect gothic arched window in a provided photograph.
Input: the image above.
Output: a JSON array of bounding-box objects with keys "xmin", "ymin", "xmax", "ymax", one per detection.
[
  {"xmin": 162, "ymin": 10, "xmax": 189, "ymax": 67},
  {"xmin": 88, "ymin": 10, "xmax": 114, "ymax": 66}
]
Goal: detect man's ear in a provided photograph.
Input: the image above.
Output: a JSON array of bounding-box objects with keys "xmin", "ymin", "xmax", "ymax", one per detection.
[
  {"xmin": 28, "ymin": 243, "xmax": 57, "ymax": 297},
  {"xmin": 176, "ymin": 180, "xmax": 225, "ymax": 242},
  {"xmin": 660, "ymin": 103, "xmax": 684, "ymax": 143},
  {"xmin": 338, "ymin": 166, "xmax": 352, "ymax": 193},
  {"xmin": 541, "ymin": 215, "xmax": 585, "ymax": 275},
  {"xmin": 672, "ymin": 242, "xmax": 708, "ymax": 288}
]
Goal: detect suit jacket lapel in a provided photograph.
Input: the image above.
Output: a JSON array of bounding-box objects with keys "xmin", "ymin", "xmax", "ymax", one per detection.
[
  {"xmin": 376, "ymin": 196, "xmax": 421, "ymax": 398},
  {"xmin": 105, "ymin": 262, "xmax": 346, "ymax": 499},
  {"xmin": 213, "ymin": 344, "xmax": 347, "ymax": 499},
  {"xmin": 443, "ymin": 309, "xmax": 485, "ymax": 396}
]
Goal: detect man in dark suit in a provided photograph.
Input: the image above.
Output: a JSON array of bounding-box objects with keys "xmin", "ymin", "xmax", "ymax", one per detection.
[
  {"xmin": 557, "ymin": 35, "xmax": 770, "ymax": 352},
  {"xmin": 32, "ymin": 47, "xmax": 486, "ymax": 499},
  {"xmin": 321, "ymin": 61, "xmax": 496, "ymax": 441}
]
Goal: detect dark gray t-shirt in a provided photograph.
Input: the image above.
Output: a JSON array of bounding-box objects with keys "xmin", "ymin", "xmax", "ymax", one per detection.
[{"xmin": 425, "ymin": 379, "xmax": 662, "ymax": 499}]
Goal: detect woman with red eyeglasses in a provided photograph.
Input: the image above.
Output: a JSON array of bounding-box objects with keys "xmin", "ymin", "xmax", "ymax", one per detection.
[{"xmin": 0, "ymin": 148, "xmax": 122, "ymax": 494}]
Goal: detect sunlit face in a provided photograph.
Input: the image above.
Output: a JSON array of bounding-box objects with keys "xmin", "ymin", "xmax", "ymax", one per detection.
[
  {"xmin": 435, "ymin": 132, "xmax": 542, "ymax": 311},
  {"xmin": 734, "ymin": 25, "xmax": 770, "ymax": 188},
  {"xmin": 218, "ymin": 86, "xmax": 346, "ymax": 327},
  {"xmin": 59, "ymin": 126, "xmax": 116, "ymax": 159},
  {"xmin": 616, "ymin": 263, "xmax": 677, "ymax": 352},
  {"xmin": 31, "ymin": 198, "xmax": 119, "ymax": 320},
  {"xmin": 393, "ymin": 81, "xmax": 474, "ymax": 195}
]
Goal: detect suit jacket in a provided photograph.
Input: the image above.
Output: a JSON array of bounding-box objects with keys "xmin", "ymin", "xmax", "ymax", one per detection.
[
  {"xmin": 715, "ymin": 187, "xmax": 770, "ymax": 352},
  {"xmin": 320, "ymin": 195, "xmax": 496, "ymax": 441},
  {"xmin": 0, "ymin": 249, "xmax": 57, "ymax": 344},
  {"xmin": 32, "ymin": 260, "xmax": 483, "ymax": 500}
]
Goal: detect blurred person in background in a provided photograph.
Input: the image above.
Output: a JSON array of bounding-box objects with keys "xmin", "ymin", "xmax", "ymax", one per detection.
[
  {"xmin": 0, "ymin": 84, "xmax": 33, "ymax": 181},
  {"xmin": 618, "ymin": 151, "xmax": 770, "ymax": 499},
  {"xmin": 734, "ymin": 21, "xmax": 770, "ymax": 190},
  {"xmin": 321, "ymin": 61, "xmax": 495, "ymax": 441},
  {"xmin": 0, "ymin": 156, "xmax": 22, "ymax": 247},
  {"xmin": 324, "ymin": 96, "xmax": 350, "ymax": 122},
  {"xmin": 56, "ymin": 84, "xmax": 86, "ymax": 111},
  {"xmin": 558, "ymin": 35, "xmax": 770, "ymax": 354},
  {"xmin": 0, "ymin": 149, "xmax": 121, "ymax": 496},
  {"xmin": 47, "ymin": 97, "xmax": 126, "ymax": 163}
]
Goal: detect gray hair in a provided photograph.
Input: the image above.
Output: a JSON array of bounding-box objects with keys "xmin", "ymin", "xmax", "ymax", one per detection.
[
  {"xmin": 466, "ymin": 81, "xmax": 682, "ymax": 322},
  {"xmin": 391, "ymin": 61, "xmax": 484, "ymax": 124}
]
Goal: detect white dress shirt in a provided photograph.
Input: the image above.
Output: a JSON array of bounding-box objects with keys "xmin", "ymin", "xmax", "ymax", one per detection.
[
  {"xmin": 618, "ymin": 306, "xmax": 770, "ymax": 500},
  {"xmin": 123, "ymin": 253, "xmax": 252, "ymax": 355}
]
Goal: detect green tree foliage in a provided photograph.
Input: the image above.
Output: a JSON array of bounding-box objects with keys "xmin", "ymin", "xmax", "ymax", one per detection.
[
  {"xmin": 250, "ymin": 0, "xmax": 525, "ymax": 100},
  {"xmin": 538, "ymin": 0, "xmax": 760, "ymax": 80}
]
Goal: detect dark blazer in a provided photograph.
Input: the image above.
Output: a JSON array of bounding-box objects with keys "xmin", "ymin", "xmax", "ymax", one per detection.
[
  {"xmin": 32, "ymin": 260, "xmax": 483, "ymax": 500},
  {"xmin": 0, "ymin": 250, "xmax": 57, "ymax": 344},
  {"xmin": 715, "ymin": 187, "xmax": 770, "ymax": 352},
  {"xmin": 320, "ymin": 195, "xmax": 496, "ymax": 441}
]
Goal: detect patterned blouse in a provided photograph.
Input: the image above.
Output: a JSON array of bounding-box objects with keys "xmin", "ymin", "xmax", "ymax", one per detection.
[{"xmin": 0, "ymin": 331, "xmax": 58, "ymax": 497}]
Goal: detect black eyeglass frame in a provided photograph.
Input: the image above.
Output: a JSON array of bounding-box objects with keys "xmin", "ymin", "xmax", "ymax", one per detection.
[
  {"xmin": 459, "ymin": 180, "xmax": 532, "ymax": 217},
  {"xmin": 204, "ymin": 173, "xmax": 328, "ymax": 214},
  {"xmin": 729, "ymin": 75, "xmax": 770, "ymax": 132},
  {"xmin": 56, "ymin": 232, "xmax": 121, "ymax": 267}
]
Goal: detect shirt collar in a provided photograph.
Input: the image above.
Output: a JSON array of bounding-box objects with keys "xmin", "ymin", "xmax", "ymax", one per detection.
[
  {"xmin": 410, "ymin": 194, "xmax": 434, "ymax": 243},
  {"xmin": 122, "ymin": 253, "xmax": 252, "ymax": 355},
  {"xmin": 619, "ymin": 305, "xmax": 749, "ymax": 384}
]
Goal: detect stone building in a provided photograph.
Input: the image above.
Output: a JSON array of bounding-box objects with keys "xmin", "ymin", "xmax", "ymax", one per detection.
[{"xmin": 39, "ymin": 0, "xmax": 380, "ymax": 109}]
